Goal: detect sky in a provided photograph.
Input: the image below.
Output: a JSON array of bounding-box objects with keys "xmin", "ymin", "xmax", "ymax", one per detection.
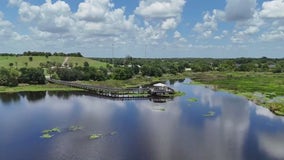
[{"xmin": 0, "ymin": 0, "xmax": 283, "ymax": 58}]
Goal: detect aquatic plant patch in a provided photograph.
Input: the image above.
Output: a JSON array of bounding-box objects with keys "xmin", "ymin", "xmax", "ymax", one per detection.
[
  {"xmin": 203, "ymin": 111, "xmax": 215, "ymax": 117},
  {"xmin": 68, "ymin": 125, "xmax": 83, "ymax": 132},
  {"xmin": 188, "ymin": 98, "xmax": 198, "ymax": 102},
  {"xmin": 89, "ymin": 134, "xmax": 103, "ymax": 140}
]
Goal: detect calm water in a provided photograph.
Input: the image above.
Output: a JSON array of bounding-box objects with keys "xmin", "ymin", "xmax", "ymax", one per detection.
[{"xmin": 1, "ymin": 79, "xmax": 284, "ymax": 160}]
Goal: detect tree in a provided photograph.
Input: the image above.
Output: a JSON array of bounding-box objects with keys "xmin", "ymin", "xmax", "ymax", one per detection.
[
  {"xmin": 19, "ymin": 68, "xmax": 46, "ymax": 84},
  {"xmin": 9, "ymin": 63, "xmax": 14, "ymax": 68},
  {"xmin": 84, "ymin": 61, "xmax": 89, "ymax": 68},
  {"xmin": 113, "ymin": 67, "xmax": 133, "ymax": 80},
  {"xmin": 0, "ymin": 68, "xmax": 19, "ymax": 86}
]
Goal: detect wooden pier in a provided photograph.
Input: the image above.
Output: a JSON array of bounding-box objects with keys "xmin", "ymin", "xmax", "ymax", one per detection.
[{"xmin": 47, "ymin": 79, "xmax": 151, "ymax": 99}]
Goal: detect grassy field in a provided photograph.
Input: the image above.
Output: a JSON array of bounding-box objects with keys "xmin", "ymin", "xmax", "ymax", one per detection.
[
  {"xmin": 188, "ymin": 72, "xmax": 284, "ymax": 115},
  {"xmin": 0, "ymin": 83, "xmax": 83, "ymax": 93},
  {"xmin": 0, "ymin": 56, "xmax": 108, "ymax": 68}
]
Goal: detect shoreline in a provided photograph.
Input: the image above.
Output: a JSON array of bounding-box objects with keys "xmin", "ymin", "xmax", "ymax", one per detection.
[
  {"xmin": 1, "ymin": 71, "xmax": 283, "ymax": 116},
  {"xmin": 187, "ymin": 72, "xmax": 284, "ymax": 116}
]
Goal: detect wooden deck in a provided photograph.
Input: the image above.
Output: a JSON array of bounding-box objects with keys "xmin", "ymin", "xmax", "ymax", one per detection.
[{"xmin": 47, "ymin": 79, "xmax": 150, "ymax": 98}]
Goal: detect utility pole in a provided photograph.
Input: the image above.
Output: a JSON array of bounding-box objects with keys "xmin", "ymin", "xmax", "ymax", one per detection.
[
  {"xmin": 144, "ymin": 44, "xmax": 147, "ymax": 59},
  {"xmin": 112, "ymin": 43, "xmax": 114, "ymax": 65}
]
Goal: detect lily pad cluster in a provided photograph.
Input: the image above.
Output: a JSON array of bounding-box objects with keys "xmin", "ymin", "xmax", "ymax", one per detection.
[
  {"xmin": 40, "ymin": 127, "xmax": 61, "ymax": 139},
  {"xmin": 187, "ymin": 98, "xmax": 198, "ymax": 102},
  {"xmin": 69, "ymin": 125, "xmax": 83, "ymax": 132},
  {"xmin": 89, "ymin": 131, "xmax": 118, "ymax": 140}
]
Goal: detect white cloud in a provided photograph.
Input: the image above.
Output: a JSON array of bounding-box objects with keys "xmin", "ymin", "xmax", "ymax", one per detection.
[
  {"xmin": 230, "ymin": 12, "xmax": 264, "ymax": 43},
  {"xmin": 193, "ymin": 10, "xmax": 224, "ymax": 38},
  {"xmin": 260, "ymin": 0, "xmax": 284, "ymax": 18},
  {"xmin": 0, "ymin": 11, "xmax": 26, "ymax": 41},
  {"xmin": 161, "ymin": 18, "xmax": 177, "ymax": 30},
  {"xmin": 260, "ymin": 30, "xmax": 284, "ymax": 41},
  {"xmin": 225, "ymin": 0, "xmax": 256, "ymax": 21},
  {"xmin": 174, "ymin": 31, "xmax": 181, "ymax": 38},
  {"xmin": 19, "ymin": 0, "xmax": 73, "ymax": 33},
  {"xmin": 75, "ymin": 0, "xmax": 114, "ymax": 22},
  {"xmin": 134, "ymin": 0, "xmax": 185, "ymax": 19},
  {"xmin": 173, "ymin": 31, "xmax": 186, "ymax": 42}
]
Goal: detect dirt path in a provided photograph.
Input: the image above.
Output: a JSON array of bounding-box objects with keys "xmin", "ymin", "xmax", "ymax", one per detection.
[{"xmin": 62, "ymin": 57, "xmax": 69, "ymax": 67}]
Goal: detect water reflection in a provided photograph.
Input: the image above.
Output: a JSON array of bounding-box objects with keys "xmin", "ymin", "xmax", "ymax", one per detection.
[
  {"xmin": 1, "ymin": 81, "xmax": 284, "ymax": 160},
  {"xmin": 0, "ymin": 93, "xmax": 20, "ymax": 104},
  {"xmin": 258, "ymin": 133, "xmax": 284, "ymax": 159}
]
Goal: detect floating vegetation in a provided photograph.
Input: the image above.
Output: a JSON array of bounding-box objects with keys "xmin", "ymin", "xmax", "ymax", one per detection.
[
  {"xmin": 110, "ymin": 131, "xmax": 117, "ymax": 136},
  {"xmin": 40, "ymin": 127, "xmax": 61, "ymax": 139},
  {"xmin": 174, "ymin": 91, "xmax": 186, "ymax": 97},
  {"xmin": 203, "ymin": 111, "xmax": 215, "ymax": 117},
  {"xmin": 40, "ymin": 133, "xmax": 54, "ymax": 139},
  {"xmin": 89, "ymin": 134, "xmax": 103, "ymax": 140},
  {"xmin": 42, "ymin": 127, "xmax": 61, "ymax": 134},
  {"xmin": 152, "ymin": 106, "xmax": 166, "ymax": 111},
  {"xmin": 188, "ymin": 98, "xmax": 198, "ymax": 102},
  {"xmin": 68, "ymin": 125, "xmax": 83, "ymax": 132}
]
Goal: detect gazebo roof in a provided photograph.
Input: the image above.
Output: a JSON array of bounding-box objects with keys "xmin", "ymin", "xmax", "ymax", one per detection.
[{"xmin": 153, "ymin": 83, "xmax": 167, "ymax": 87}]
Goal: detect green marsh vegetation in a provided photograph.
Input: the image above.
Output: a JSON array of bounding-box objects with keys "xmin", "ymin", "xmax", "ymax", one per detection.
[{"xmin": 188, "ymin": 72, "xmax": 284, "ymax": 115}]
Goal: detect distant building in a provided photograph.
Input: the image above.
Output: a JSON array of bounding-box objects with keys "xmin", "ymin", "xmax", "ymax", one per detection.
[{"xmin": 149, "ymin": 83, "xmax": 175, "ymax": 96}]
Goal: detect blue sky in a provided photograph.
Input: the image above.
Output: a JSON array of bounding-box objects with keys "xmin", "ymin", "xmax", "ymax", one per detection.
[{"xmin": 0, "ymin": 0, "xmax": 284, "ymax": 58}]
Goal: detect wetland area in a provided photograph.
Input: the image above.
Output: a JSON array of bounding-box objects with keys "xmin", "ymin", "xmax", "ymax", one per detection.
[{"xmin": 1, "ymin": 79, "xmax": 284, "ymax": 160}]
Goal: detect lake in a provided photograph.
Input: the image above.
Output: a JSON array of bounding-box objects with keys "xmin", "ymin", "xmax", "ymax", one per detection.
[{"xmin": 1, "ymin": 79, "xmax": 284, "ymax": 160}]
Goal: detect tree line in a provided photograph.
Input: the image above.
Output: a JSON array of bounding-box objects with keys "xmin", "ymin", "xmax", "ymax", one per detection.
[
  {"xmin": 0, "ymin": 51, "xmax": 83, "ymax": 57},
  {"xmin": 0, "ymin": 67, "xmax": 45, "ymax": 87}
]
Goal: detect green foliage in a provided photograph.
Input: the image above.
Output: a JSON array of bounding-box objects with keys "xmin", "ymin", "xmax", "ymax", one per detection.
[
  {"xmin": 113, "ymin": 67, "xmax": 133, "ymax": 80},
  {"xmin": 0, "ymin": 67, "xmax": 19, "ymax": 86},
  {"xmin": 83, "ymin": 61, "xmax": 89, "ymax": 67},
  {"xmin": 19, "ymin": 68, "xmax": 46, "ymax": 84}
]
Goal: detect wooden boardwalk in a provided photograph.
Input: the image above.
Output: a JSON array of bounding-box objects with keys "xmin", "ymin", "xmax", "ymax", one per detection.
[{"xmin": 47, "ymin": 79, "xmax": 151, "ymax": 98}]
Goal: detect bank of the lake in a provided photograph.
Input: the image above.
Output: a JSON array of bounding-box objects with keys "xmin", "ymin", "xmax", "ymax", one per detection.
[
  {"xmin": 0, "ymin": 73, "xmax": 188, "ymax": 93},
  {"xmin": 187, "ymin": 72, "xmax": 284, "ymax": 116},
  {"xmin": 0, "ymin": 83, "xmax": 83, "ymax": 93}
]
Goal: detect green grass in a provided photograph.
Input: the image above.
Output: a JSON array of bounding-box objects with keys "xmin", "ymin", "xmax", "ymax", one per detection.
[
  {"xmin": 188, "ymin": 72, "xmax": 284, "ymax": 115},
  {"xmin": 0, "ymin": 56, "xmax": 108, "ymax": 68},
  {"xmin": 69, "ymin": 57, "xmax": 107, "ymax": 68},
  {"xmin": 188, "ymin": 72, "xmax": 284, "ymax": 96},
  {"xmin": 0, "ymin": 83, "xmax": 83, "ymax": 93}
]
